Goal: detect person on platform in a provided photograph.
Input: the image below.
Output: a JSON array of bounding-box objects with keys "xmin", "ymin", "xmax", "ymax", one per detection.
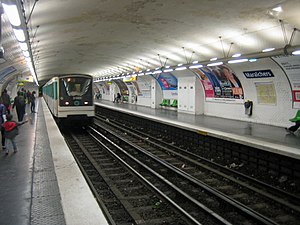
[
  {"xmin": 12, "ymin": 91, "xmax": 26, "ymax": 122},
  {"xmin": 2, "ymin": 114, "xmax": 28, "ymax": 155},
  {"xmin": 285, "ymin": 121, "xmax": 300, "ymax": 134},
  {"xmin": 0, "ymin": 100, "xmax": 7, "ymax": 151},
  {"xmin": 30, "ymin": 91, "xmax": 36, "ymax": 113},
  {"xmin": 114, "ymin": 93, "xmax": 122, "ymax": 103},
  {"xmin": 1, "ymin": 89, "xmax": 11, "ymax": 114}
]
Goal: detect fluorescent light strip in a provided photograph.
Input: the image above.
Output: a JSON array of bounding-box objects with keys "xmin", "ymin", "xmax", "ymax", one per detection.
[
  {"xmin": 153, "ymin": 70, "xmax": 162, "ymax": 74},
  {"xmin": 292, "ymin": 50, "xmax": 300, "ymax": 55},
  {"xmin": 249, "ymin": 58, "xmax": 257, "ymax": 62},
  {"xmin": 272, "ymin": 6, "xmax": 282, "ymax": 12},
  {"xmin": 13, "ymin": 29, "xmax": 25, "ymax": 42},
  {"xmin": 23, "ymin": 51, "xmax": 30, "ymax": 57},
  {"xmin": 232, "ymin": 53, "xmax": 241, "ymax": 58},
  {"xmin": 163, "ymin": 69, "xmax": 174, "ymax": 72},
  {"xmin": 19, "ymin": 42, "xmax": 28, "ymax": 51},
  {"xmin": 207, "ymin": 62, "xmax": 223, "ymax": 66},
  {"xmin": 228, "ymin": 58, "xmax": 248, "ymax": 64},
  {"xmin": 262, "ymin": 48, "xmax": 275, "ymax": 52},
  {"xmin": 189, "ymin": 64, "xmax": 203, "ymax": 69},
  {"xmin": 2, "ymin": 4, "xmax": 21, "ymax": 26}
]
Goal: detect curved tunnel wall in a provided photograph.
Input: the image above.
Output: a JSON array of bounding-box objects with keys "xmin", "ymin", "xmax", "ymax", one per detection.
[{"xmin": 95, "ymin": 56, "xmax": 300, "ymax": 128}]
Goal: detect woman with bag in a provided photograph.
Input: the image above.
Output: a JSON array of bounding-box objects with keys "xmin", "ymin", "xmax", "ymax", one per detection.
[{"xmin": 2, "ymin": 114, "xmax": 27, "ymax": 155}]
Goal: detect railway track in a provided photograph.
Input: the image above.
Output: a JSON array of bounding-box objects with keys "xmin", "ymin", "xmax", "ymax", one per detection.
[
  {"xmin": 62, "ymin": 117, "xmax": 299, "ymax": 224},
  {"xmin": 64, "ymin": 128, "xmax": 198, "ymax": 225}
]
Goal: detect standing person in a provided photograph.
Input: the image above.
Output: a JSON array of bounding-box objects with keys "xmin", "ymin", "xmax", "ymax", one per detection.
[
  {"xmin": 30, "ymin": 91, "xmax": 36, "ymax": 113},
  {"xmin": 27, "ymin": 90, "xmax": 32, "ymax": 105},
  {"xmin": 2, "ymin": 114, "xmax": 28, "ymax": 155},
  {"xmin": 0, "ymin": 100, "xmax": 7, "ymax": 150},
  {"xmin": 12, "ymin": 91, "xmax": 26, "ymax": 122},
  {"xmin": 1, "ymin": 89, "xmax": 11, "ymax": 114}
]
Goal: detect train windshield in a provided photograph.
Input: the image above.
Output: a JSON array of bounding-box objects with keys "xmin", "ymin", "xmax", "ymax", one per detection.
[{"xmin": 62, "ymin": 77, "xmax": 91, "ymax": 97}]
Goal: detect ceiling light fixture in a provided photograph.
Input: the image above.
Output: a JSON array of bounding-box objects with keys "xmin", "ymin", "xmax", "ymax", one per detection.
[
  {"xmin": 189, "ymin": 64, "xmax": 203, "ymax": 69},
  {"xmin": 153, "ymin": 70, "xmax": 162, "ymax": 74},
  {"xmin": 272, "ymin": 6, "xmax": 282, "ymax": 12},
  {"xmin": 207, "ymin": 62, "xmax": 223, "ymax": 66},
  {"xmin": 19, "ymin": 42, "xmax": 28, "ymax": 51},
  {"xmin": 163, "ymin": 68, "xmax": 174, "ymax": 72},
  {"xmin": 228, "ymin": 58, "xmax": 248, "ymax": 64},
  {"xmin": 249, "ymin": 58, "xmax": 257, "ymax": 62},
  {"xmin": 3, "ymin": 2, "xmax": 39, "ymax": 85},
  {"xmin": 13, "ymin": 28, "xmax": 25, "ymax": 42},
  {"xmin": 232, "ymin": 53, "xmax": 241, "ymax": 58},
  {"xmin": 292, "ymin": 50, "xmax": 300, "ymax": 55},
  {"xmin": 210, "ymin": 57, "xmax": 217, "ymax": 61},
  {"xmin": 262, "ymin": 47, "xmax": 275, "ymax": 52},
  {"xmin": 23, "ymin": 51, "xmax": 30, "ymax": 57},
  {"xmin": 2, "ymin": 4, "xmax": 21, "ymax": 26}
]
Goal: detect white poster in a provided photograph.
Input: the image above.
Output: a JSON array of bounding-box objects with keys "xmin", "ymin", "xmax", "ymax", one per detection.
[{"xmin": 272, "ymin": 55, "xmax": 300, "ymax": 108}]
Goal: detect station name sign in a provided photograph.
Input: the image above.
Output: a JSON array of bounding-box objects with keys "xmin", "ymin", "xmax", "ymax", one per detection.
[{"xmin": 243, "ymin": 70, "xmax": 274, "ymax": 78}]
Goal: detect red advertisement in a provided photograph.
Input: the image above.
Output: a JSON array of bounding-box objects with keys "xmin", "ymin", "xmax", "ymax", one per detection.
[{"xmin": 200, "ymin": 80, "xmax": 215, "ymax": 97}]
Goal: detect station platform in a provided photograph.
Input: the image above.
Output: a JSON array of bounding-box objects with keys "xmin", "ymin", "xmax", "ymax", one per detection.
[
  {"xmin": 0, "ymin": 98, "xmax": 108, "ymax": 225},
  {"xmin": 95, "ymin": 100, "xmax": 300, "ymax": 160}
]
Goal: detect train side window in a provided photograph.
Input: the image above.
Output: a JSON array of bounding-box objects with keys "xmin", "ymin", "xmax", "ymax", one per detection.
[{"xmin": 54, "ymin": 81, "xmax": 58, "ymax": 100}]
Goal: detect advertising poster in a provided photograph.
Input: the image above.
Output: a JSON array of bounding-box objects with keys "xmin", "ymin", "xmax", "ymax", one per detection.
[
  {"xmin": 99, "ymin": 82, "xmax": 110, "ymax": 94},
  {"xmin": 272, "ymin": 55, "xmax": 300, "ymax": 108},
  {"xmin": 192, "ymin": 65, "xmax": 244, "ymax": 102},
  {"xmin": 151, "ymin": 72, "xmax": 178, "ymax": 98},
  {"xmin": 137, "ymin": 78, "xmax": 151, "ymax": 98},
  {"xmin": 151, "ymin": 72, "xmax": 178, "ymax": 90},
  {"xmin": 114, "ymin": 79, "xmax": 129, "ymax": 96}
]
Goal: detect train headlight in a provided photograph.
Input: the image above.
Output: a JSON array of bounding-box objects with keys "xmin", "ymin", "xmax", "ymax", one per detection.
[
  {"xmin": 84, "ymin": 101, "xmax": 89, "ymax": 105},
  {"xmin": 65, "ymin": 101, "xmax": 70, "ymax": 105}
]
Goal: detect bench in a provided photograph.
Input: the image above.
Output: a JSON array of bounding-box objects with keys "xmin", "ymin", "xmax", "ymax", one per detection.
[
  {"xmin": 290, "ymin": 110, "xmax": 300, "ymax": 122},
  {"xmin": 170, "ymin": 99, "xmax": 177, "ymax": 107},
  {"xmin": 160, "ymin": 99, "xmax": 170, "ymax": 106}
]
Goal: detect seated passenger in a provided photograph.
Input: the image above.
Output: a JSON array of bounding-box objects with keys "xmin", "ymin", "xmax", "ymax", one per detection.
[
  {"xmin": 285, "ymin": 121, "xmax": 300, "ymax": 134},
  {"xmin": 114, "ymin": 93, "xmax": 122, "ymax": 103}
]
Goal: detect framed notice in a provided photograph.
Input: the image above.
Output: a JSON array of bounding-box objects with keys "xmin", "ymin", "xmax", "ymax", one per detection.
[{"xmin": 255, "ymin": 82, "xmax": 276, "ymax": 105}]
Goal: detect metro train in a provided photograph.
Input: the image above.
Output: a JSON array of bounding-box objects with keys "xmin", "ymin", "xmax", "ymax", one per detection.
[{"xmin": 43, "ymin": 74, "xmax": 95, "ymax": 125}]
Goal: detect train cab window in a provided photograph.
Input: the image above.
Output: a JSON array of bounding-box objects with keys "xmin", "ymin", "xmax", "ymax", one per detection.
[{"xmin": 62, "ymin": 77, "xmax": 91, "ymax": 97}]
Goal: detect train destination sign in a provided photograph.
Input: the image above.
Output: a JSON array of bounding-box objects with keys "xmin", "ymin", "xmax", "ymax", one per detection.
[{"xmin": 243, "ymin": 70, "xmax": 274, "ymax": 78}]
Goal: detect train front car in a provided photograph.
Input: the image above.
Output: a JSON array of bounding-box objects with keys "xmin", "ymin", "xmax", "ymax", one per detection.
[{"xmin": 58, "ymin": 74, "xmax": 94, "ymax": 126}]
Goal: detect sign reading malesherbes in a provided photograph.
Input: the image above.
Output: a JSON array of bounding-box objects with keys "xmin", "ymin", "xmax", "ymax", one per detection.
[
  {"xmin": 272, "ymin": 55, "xmax": 300, "ymax": 109},
  {"xmin": 243, "ymin": 70, "xmax": 274, "ymax": 78}
]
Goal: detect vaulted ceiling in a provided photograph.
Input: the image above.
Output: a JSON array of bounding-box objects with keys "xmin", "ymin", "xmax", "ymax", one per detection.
[{"xmin": 1, "ymin": 0, "xmax": 300, "ymax": 85}]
